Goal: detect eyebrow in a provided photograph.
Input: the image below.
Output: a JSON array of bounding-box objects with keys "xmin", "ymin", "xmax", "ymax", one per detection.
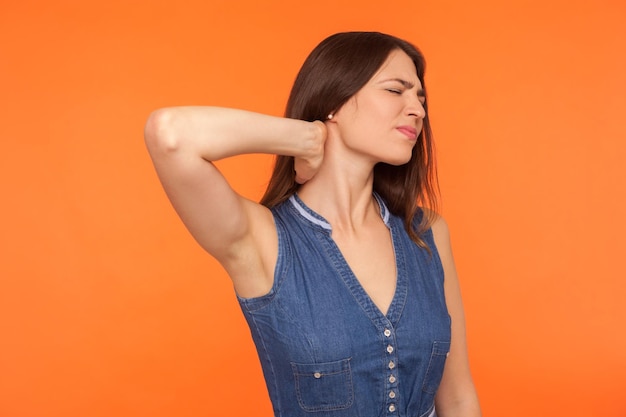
[{"xmin": 383, "ymin": 78, "xmax": 425, "ymax": 97}]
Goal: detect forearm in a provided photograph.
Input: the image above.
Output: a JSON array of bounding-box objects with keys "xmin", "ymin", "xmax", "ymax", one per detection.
[{"xmin": 144, "ymin": 106, "xmax": 322, "ymax": 161}]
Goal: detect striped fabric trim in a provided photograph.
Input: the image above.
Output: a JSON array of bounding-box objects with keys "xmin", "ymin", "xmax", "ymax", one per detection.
[{"xmin": 288, "ymin": 195, "xmax": 332, "ymax": 230}]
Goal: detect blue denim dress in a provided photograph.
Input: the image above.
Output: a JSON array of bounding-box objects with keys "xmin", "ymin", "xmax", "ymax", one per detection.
[{"xmin": 237, "ymin": 194, "xmax": 451, "ymax": 417}]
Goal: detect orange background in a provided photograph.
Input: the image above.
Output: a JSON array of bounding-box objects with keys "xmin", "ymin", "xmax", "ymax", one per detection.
[{"xmin": 1, "ymin": 1, "xmax": 625, "ymax": 416}]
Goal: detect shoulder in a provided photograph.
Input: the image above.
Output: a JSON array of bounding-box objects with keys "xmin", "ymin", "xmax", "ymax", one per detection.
[
  {"xmin": 410, "ymin": 207, "xmax": 450, "ymax": 248},
  {"xmin": 430, "ymin": 214, "xmax": 450, "ymax": 243},
  {"xmin": 428, "ymin": 214, "xmax": 454, "ymax": 263}
]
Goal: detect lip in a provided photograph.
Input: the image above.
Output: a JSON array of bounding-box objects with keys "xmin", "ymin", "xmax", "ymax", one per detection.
[{"xmin": 396, "ymin": 126, "xmax": 418, "ymax": 140}]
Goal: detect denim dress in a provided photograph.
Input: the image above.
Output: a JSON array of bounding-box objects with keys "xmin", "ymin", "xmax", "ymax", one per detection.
[{"xmin": 237, "ymin": 194, "xmax": 451, "ymax": 417}]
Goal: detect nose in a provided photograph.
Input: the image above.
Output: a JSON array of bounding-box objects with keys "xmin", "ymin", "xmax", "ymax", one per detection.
[{"xmin": 406, "ymin": 96, "xmax": 426, "ymax": 119}]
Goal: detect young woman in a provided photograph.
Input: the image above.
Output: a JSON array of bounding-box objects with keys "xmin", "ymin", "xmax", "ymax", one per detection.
[{"xmin": 145, "ymin": 31, "xmax": 481, "ymax": 417}]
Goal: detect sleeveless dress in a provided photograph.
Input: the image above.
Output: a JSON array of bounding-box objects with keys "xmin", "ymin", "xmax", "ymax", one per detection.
[{"xmin": 237, "ymin": 194, "xmax": 451, "ymax": 417}]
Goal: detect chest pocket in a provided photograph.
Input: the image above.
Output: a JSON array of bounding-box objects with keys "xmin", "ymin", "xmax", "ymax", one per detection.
[
  {"xmin": 291, "ymin": 358, "xmax": 354, "ymax": 412},
  {"xmin": 422, "ymin": 341, "xmax": 450, "ymax": 394},
  {"xmin": 418, "ymin": 341, "xmax": 450, "ymax": 416}
]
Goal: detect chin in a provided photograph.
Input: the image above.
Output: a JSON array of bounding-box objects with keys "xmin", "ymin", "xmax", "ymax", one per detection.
[{"xmin": 383, "ymin": 153, "xmax": 413, "ymax": 166}]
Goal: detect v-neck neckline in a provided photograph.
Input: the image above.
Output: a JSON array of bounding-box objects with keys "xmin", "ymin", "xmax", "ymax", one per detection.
[{"xmin": 288, "ymin": 194, "xmax": 408, "ymax": 323}]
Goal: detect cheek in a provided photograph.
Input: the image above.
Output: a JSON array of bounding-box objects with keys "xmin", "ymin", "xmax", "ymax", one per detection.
[
  {"xmin": 337, "ymin": 97, "xmax": 392, "ymax": 136},
  {"xmin": 365, "ymin": 98, "xmax": 397, "ymax": 121}
]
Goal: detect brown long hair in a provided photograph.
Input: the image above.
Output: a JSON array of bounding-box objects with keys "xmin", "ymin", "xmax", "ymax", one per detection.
[{"xmin": 260, "ymin": 32, "xmax": 439, "ymax": 248}]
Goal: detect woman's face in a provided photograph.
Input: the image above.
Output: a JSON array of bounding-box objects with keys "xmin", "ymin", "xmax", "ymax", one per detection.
[{"xmin": 332, "ymin": 49, "xmax": 426, "ymax": 166}]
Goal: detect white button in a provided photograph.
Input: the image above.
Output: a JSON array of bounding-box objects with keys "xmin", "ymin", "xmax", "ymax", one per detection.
[
  {"xmin": 313, "ymin": 372, "xmax": 321, "ymax": 379},
  {"xmin": 388, "ymin": 360, "xmax": 395, "ymax": 369},
  {"xmin": 387, "ymin": 345, "xmax": 394, "ymax": 353},
  {"xmin": 389, "ymin": 404, "xmax": 396, "ymax": 412},
  {"xmin": 384, "ymin": 329, "xmax": 391, "ymax": 337},
  {"xmin": 389, "ymin": 391, "xmax": 396, "ymax": 399},
  {"xmin": 389, "ymin": 374, "xmax": 396, "ymax": 383}
]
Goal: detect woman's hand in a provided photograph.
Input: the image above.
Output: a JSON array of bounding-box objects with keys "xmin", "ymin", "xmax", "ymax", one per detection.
[{"xmin": 294, "ymin": 120, "xmax": 327, "ymax": 184}]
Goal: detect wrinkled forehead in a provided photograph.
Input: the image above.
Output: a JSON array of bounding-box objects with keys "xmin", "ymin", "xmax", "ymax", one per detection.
[{"xmin": 369, "ymin": 49, "xmax": 422, "ymax": 89}]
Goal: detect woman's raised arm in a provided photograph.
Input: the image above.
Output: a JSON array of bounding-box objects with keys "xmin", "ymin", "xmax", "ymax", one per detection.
[{"xmin": 144, "ymin": 107, "xmax": 325, "ymax": 295}]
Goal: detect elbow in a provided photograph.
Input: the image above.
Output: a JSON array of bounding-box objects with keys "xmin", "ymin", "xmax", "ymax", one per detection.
[{"xmin": 144, "ymin": 108, "xmax": 180, "ymax": 154}]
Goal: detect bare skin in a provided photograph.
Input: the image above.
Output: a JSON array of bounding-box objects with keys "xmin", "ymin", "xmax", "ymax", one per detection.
[{"xmin": 145, "ymin": 49, "xmax": 480, "ymax": 416}]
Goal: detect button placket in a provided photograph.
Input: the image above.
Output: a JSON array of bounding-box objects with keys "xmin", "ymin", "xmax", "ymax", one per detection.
[{"xmin": 383, "ymin": 327, "xmax": 398, "ymax": 414}]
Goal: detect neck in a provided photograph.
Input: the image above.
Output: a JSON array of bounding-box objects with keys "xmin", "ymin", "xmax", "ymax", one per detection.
[{"xmin": 297, "ymin": 150, "xmax": 379, "ymax": 232}]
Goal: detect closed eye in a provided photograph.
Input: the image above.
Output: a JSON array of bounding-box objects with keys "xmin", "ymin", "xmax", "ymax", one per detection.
[{"xmin": 387, "ymin": 89, "xmax": 402, "ymax": 94}]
